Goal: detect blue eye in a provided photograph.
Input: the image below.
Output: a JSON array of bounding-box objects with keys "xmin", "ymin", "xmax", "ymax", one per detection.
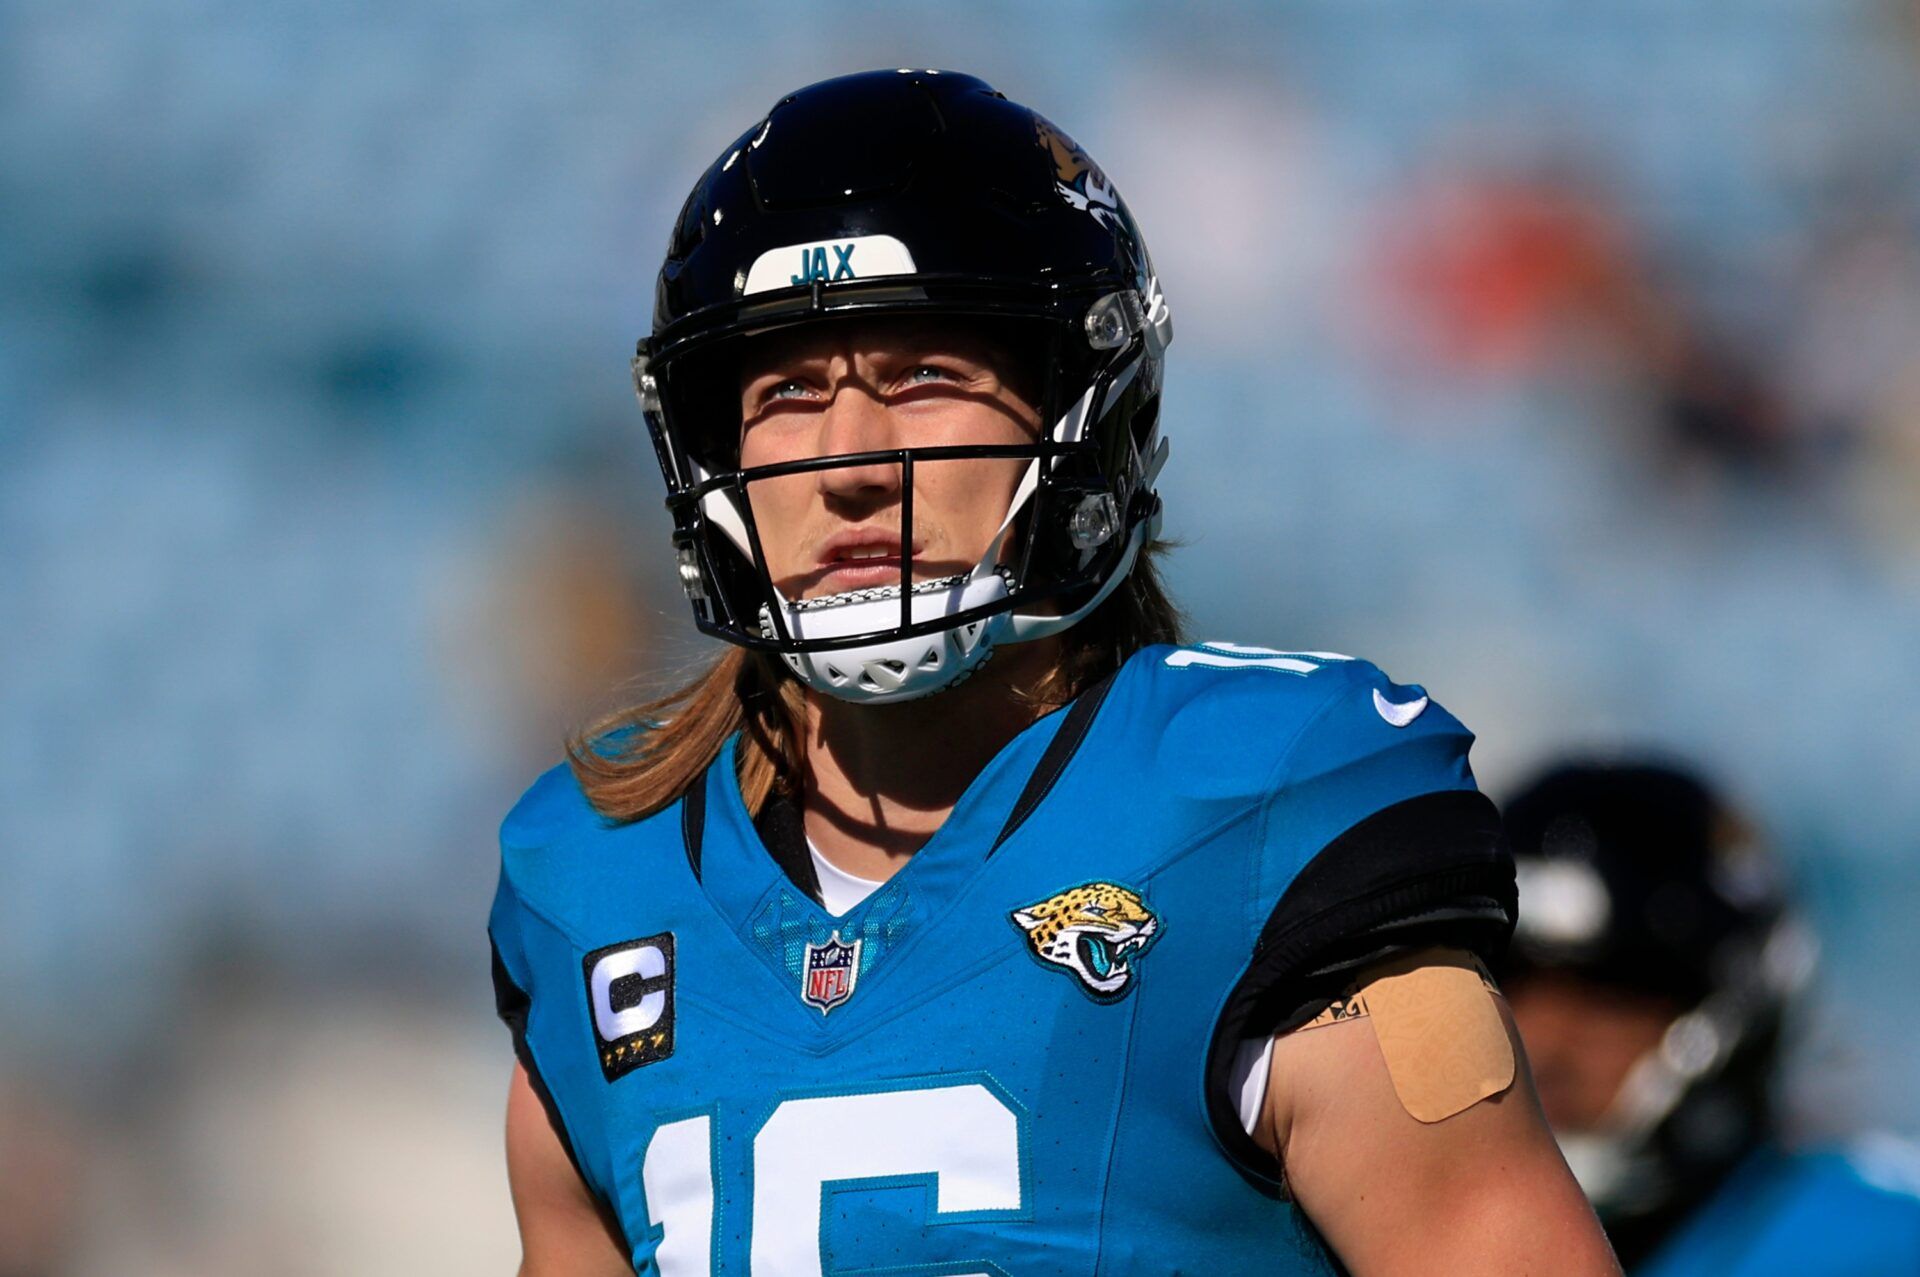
[
  {"xmin": 1083, "ymin": 903, "xmax": 1106, "ymax": 917},
  {"xmin": 768, "ymin": 378, "xmax": 812, "ymax": 400},
  {"xmin": 905, "ymin": 365, "xmax": 952, "ymax": 384}
]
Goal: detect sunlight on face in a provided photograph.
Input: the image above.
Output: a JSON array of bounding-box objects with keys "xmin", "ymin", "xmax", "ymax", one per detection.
[{"xmin": 735, "ymin": 317, "xmax": 1044, "ymax": 600}]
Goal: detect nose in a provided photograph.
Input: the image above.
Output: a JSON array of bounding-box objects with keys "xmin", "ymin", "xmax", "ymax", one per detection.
[{"xmin": 814, "ymin": 383, "xmax": 902, "ymax": 504}]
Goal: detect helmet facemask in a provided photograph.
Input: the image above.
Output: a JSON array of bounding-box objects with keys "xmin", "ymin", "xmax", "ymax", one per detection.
[{"xmin": 639, "ymin": 286, "xmax": 1170, "ymax": 704}]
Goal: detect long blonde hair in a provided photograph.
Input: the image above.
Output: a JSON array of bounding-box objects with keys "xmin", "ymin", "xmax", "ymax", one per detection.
[{"xmin": 568, "ymin": 546, "xmax": 1186, "ymax": 823}]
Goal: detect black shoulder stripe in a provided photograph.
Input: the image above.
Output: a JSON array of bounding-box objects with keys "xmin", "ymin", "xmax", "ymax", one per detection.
[
  {"xmin": 681, "ymin": 762, "xmax": 709, "ymax": 882},
  {"xmin": 755, "ymin": 790, "xmax": 823, "ymax": 905},
  {"xmin": 1203, "ymin": 789, "xmax": 1516, "ymax": 1191},
  {"xmin": 491, "ymin": 938, "xmax": 632, "ymax": 1257},
  {"xmin": 988, "ymin": 671, "xmax": 1117, "ymax": 856}
]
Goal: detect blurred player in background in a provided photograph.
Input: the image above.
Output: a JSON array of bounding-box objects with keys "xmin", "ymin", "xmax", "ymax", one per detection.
[{"xmin": 1503, "ymin": 761, "xmax": 1920, "ymax": 1275}]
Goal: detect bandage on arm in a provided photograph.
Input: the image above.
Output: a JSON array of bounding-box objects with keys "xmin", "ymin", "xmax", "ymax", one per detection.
[
  {"xmin": 1261, "ymin": 949, "xmax": 1621, "ymax": 1277},
  {"xmin": 1234, "ymin": 946, "xmax": 1515, "ymax": 1149},
  {"xmin": 1293, "ymin": 947, "xmax": 1514, "ymax": 1123}
]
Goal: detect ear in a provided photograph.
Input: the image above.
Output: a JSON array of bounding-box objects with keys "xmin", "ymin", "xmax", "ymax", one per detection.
[{"xmin": 1011, "ymin": 909, "xmax": 1039, "ymax": 931}]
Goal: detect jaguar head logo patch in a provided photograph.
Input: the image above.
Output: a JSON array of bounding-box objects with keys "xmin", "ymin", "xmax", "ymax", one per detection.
[{"xmin": 1011, "ymin": 882, "xmax": 1161, "ymax": 1001}]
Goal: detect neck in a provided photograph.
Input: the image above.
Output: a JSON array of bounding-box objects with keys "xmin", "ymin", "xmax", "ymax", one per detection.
[{"xmin": 799, "ymin": 637, "xmax": 1062, "ymax": 880}]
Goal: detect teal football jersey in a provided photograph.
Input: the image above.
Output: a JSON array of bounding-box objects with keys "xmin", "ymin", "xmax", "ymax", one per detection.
[
  {"xmin": 489, "ymin": 642, "xmax": 1513, "ymax": 1274},
  {"xmin": 1636, "ymin": 1142, "xmax": 1920, "ymax": 1277}
]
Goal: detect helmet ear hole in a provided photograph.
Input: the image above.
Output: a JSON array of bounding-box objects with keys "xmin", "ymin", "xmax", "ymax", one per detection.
[{"xmin": 1129, "ymin": 396, "xmax": 1162, "ymax": 457}]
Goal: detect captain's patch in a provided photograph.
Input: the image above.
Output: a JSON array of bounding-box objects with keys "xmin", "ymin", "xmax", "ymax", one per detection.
[
  {"xmin": 1010, "ymin": 882, "xmax": 1161, "ymax": 1002},
  {"xmin": 582, "ymin": 933, "xmax": 675, "ymax": 1081}
]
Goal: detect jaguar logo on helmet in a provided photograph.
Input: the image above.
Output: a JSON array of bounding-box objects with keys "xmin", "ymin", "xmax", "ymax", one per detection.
[{"xmin": 1034, "ymin": 115, "xmax": 1122, "ymax": 228}]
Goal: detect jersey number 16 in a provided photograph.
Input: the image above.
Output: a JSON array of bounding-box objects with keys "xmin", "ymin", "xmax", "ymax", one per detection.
[{"xmin": 641, "ymin": 1080, "xmax": 1026, "ymax": 1276}]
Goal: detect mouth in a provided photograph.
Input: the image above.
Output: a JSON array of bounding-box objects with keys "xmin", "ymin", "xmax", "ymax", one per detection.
[
  {"xmin": 1077, "ymin": 928, "xmax": 1151, "ymax": 984},
  {"xmin": 822, "ymin": 554, "xmax": 907, "ymax": 586},
  {"xmin": 809, "ymin": 532, "xmax": 923, "ymax": 592}
]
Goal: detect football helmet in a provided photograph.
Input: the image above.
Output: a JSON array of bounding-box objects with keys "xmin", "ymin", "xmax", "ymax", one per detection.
[
  {"xmin": 1502, "ymin": 761, "xmax": 1815, "ymax": 1225},
  {"xmin": 633, "ymin": 70, "xmax": 1172, "ymax": 703}
]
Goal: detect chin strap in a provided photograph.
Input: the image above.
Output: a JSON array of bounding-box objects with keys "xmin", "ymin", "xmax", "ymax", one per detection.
[{"xmin": 761, "ymin": 569, "xmax": 1016, "ymax": 704}]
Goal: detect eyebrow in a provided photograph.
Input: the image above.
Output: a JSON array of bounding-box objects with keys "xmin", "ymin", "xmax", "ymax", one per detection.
[{"xmin": 741, "ymin": 339, "xmax": 999, "ymax": 383}]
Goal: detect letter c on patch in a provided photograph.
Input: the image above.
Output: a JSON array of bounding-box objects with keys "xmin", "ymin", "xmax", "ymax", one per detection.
[{"xmin": 589, "ymin": 941, "xmax": 668, "ymax": 1041}]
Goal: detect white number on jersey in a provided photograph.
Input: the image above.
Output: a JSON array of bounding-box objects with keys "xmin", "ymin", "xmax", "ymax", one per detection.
[
  {"xmin": 638, "ymin": 1082, "xmax": 1025, "ymax": 1276},
  {"xmin": 1164, "ymin": 641, "xmax": 1353, "ymax": 675}
]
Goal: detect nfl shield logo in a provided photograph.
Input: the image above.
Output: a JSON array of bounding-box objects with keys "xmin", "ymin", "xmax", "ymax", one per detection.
[{"xmin": 801, "ymin": 931, "xmax": 862, "ymax": 1015}]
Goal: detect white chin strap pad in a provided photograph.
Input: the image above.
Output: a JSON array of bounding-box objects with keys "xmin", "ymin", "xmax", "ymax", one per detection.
[{"xmin": 767, "ymin": 572, "xmax": 1013, "ymax": 705}]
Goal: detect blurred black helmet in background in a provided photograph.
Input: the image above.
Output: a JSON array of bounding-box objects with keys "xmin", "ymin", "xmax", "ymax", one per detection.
[
  {"xmin": 1502, "ymin": 760, "xmax": 1816, "ymax": 1230},
  {"xmin": 1505, "ymin": 762, "xmax": 1792, "ymax": 1002}
]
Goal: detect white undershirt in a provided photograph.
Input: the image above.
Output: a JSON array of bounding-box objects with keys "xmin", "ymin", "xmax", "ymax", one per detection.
[
  {"xmin": 1231, "ymin": 1036, "xmax": 1276, "ymax": 1140},
  {"xmin": 807, "ymin": 838, "xmax": 887, "ymax": 917},
  {"xmin": 808, "ymin": 835, "xmax": 1272, "ymax": 1138}
]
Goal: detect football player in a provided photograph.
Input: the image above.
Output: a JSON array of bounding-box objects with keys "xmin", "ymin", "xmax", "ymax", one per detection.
[
  {"xmin": 489, "ymin": 69, "xmax": 1618, "ymax": 1275},
  {"xmin": 1502, "ymin": 761, "xmax": 1920, "ymax": 1274}
]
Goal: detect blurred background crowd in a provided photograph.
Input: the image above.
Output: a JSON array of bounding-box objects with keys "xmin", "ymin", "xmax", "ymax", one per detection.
[{"xmin": 6, "ymin": 0, "xmax": 1920, "ymax": 1270}]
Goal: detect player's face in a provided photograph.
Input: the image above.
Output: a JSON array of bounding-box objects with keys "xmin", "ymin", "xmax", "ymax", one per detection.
[
  {"xmin": 736, "ymin": 317, "xmax": 1043, "ymax": 601},
  {"xmin": 1505, "ymin": 971, "xmax": 1680, "ymax": 1133}
]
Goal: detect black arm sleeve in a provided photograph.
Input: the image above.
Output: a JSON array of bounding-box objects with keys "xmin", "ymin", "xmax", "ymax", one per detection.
[{"xmin": 1204, "ymin": 789, "xmax": 1516, "ymax": 1189}]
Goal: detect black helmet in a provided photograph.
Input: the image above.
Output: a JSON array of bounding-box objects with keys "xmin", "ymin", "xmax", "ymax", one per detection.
[
  {"xmin": 1503, "ymin": 760, "xmax": 1815, "ymax": 1233},
  {"xmin": 633, "ymin": 69, "xmax": 1172, "ymax": 703}
]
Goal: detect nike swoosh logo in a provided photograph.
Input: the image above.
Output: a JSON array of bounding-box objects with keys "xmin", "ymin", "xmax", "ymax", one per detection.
[{"xmin": 1373, "ymin": 688, "xmax": 1429, "ymax": 728}]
